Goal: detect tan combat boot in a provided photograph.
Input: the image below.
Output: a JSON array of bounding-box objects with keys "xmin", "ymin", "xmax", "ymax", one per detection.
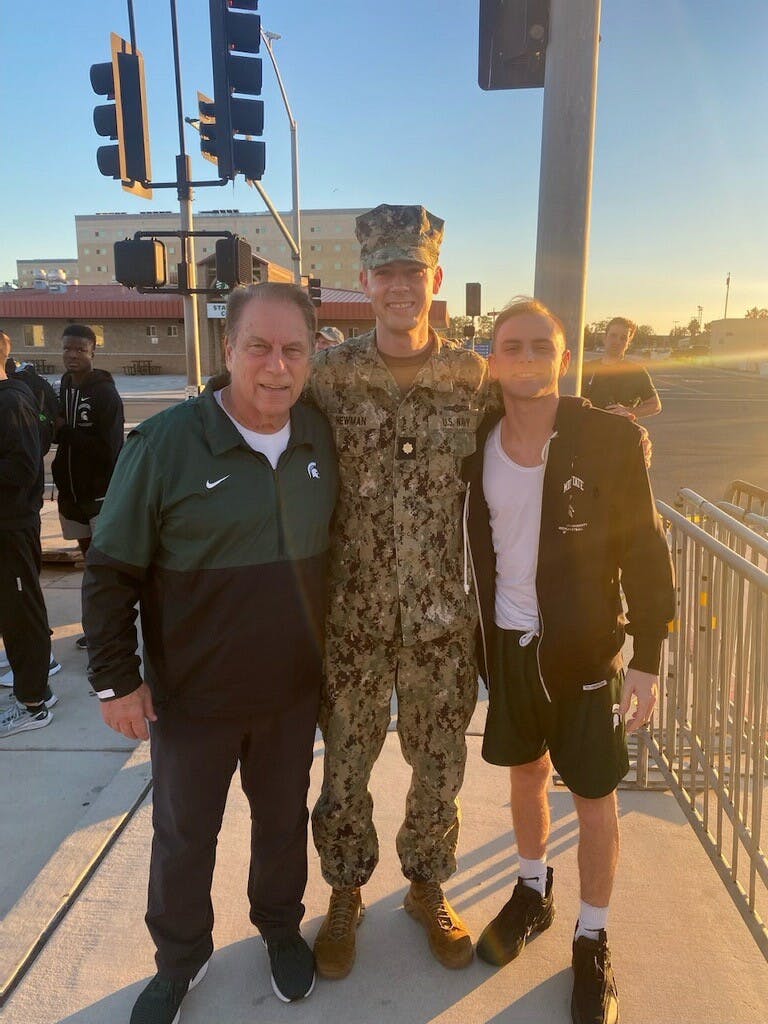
[
  {"xmin": 313, "ymin": 887, "xmax": 365, "ymax": 979},
  {"xmin": 404, "ymin": 880, "xmax": 473, "ymax": 969}
]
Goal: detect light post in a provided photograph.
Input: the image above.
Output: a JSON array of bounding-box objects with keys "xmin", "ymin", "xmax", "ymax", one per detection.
[{"xmin": 260, "ymin": 30, "xmax": 302, "ymax": 284}]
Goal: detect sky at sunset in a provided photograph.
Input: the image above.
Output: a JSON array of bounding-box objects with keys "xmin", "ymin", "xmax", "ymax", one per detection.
[{"xmin": 1, "ymin": 1, "xmax": 765, "ymax": 333}]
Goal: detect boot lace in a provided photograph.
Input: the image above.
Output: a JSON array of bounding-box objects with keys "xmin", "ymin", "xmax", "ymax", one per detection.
[
  {"xmin": 418, "ymin": 881, "xmax": 455, "ymax": 931},
  {"xmin": 328, "ymin": 888, "xmax": 359, "ymax": 939}
]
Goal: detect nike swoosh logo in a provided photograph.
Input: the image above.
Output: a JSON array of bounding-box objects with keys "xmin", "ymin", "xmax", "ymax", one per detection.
[{"xmin": 205, "ymin": 475, "xmax": 230, "ymax": 490}]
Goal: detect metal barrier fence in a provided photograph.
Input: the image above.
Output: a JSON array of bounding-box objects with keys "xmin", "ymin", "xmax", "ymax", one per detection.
[
  {"xmin": 637, "ymin": 498, "xmax": 768, "ymax": 958},
  {"xmin": 724, "ymin": 479, "xmax": 768, "ymax": 518}
]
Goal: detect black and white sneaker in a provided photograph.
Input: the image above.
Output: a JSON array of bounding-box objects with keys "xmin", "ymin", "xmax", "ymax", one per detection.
[
  {"xmin": 0, "ymin": 702, "xmax": 52, "ymax": 738},
  {"xmin": 476, "ymin": 866, "xmax": 555, "ymax": 966},
  {"xmin": 571, "ymin": 930, "xmax": 619, "ymax": 1024},
  {"xmin": 75, "ymin": 635, "xmax": 88, "ymax": 650},
  {"xmin": 264, "ymin": 933, "xmax": 316, "ymax": 1002},
  {"xmin": 130, "ymin": 959, "xmax": 208, "ymax": 1024}
]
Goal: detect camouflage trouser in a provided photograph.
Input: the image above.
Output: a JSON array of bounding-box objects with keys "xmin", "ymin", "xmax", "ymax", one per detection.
[{"xmin": 312, "ymin": 628, "xmax": 478, "ymax": 888}]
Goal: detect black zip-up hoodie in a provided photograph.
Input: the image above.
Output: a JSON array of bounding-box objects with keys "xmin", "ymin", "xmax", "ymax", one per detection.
[
  {"xmin": 0, "ymin": 378, "xmax": 43, "ymax": 530},
  {"xmin": 463, "ymin": 396, "xmax": 675, "ymax": 699},
  {"xmin": 52, "ymin": 369, "xmax": 124, "ymax": 504}
]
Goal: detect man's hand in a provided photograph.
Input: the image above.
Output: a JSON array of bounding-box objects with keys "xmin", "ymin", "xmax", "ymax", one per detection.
[
  {"xmin": 100, "ymin": 683, "xmax": 157, "ymax": 741},
  {"xmin": 605, "ymin": 404, "xmax": 636, "ymax": 419},
  {"xmin": 619, "ymin": 668, "xmax": 658, "ymax": 733},
  {"xmin": 637, "ymin": 424, "xmax": 653, "ymax": 467}
]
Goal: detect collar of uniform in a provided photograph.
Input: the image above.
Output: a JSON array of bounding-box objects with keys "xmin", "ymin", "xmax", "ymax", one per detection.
[
  {"xmin": 353, "ymin": 328, "xmax": 454, "ymax": 395},
  {"xmin": 200, "ymin": 373, "xmax": 315, "ymax": 457}
]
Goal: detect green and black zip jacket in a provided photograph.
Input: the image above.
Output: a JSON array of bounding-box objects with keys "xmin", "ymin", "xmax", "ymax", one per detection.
[{"xmin": 82, "ymin": 376, "xmax": 338, "ymax": 716}]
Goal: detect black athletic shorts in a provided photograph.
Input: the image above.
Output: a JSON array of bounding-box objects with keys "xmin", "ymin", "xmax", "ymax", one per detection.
[{"xmin": 482, "ymin": 627, "xmax": 629, "ymax": 799}]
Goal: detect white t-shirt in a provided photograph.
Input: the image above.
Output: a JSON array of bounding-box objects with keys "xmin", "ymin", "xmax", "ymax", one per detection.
[
  {"xmin": 483, "ymin": 422, "xmax": 544, "ymax": 632},
  {"xmin": 215, "ymin": 389, "xmax": 290, "ymax": 469}
]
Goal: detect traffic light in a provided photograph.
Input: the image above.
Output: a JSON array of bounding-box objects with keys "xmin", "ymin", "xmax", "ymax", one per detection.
[
  {"xmin": 114, "ymin": 239, "xmax": 167, "ymax": 288},
  {"xmin": 202, "ymin": 0, "xmax": 265, "ymax": 181},
  {"xmin": 308, "ymin": 278, "xmax": 322, "ymax": 307},
  {"xmin": 91, "ymin": 32, "xmax": 152, "ymax": 198},
  {"xmin": 215, "ymin": 236, "xmax": 253, "ymax": 288},
  {"xmin": 466, "ymin": 282, "xmax": 482, "ymax": 317},
  {"xmin": 478, "ymin": 0, "xmax": 549, "ymax": 91}
]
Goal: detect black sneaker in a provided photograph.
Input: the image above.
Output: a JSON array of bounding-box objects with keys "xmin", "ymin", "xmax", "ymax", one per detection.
[
  {"xmin": 571, "ymin": 930, "xmax": 619, "ymax": 1024},
  {"xmin": 130, "ymin": 960, "xmax": 208, "ymax": 1024},
  {"xmin": 264, "ymin": 933, "xmax": 316, "ymax": 1003},
  {"xmin": 476, "ymin": 866, "xmax": 555, "ymax": 966},
  {"xmin": 75, "ymin": 635, "xmax": 88, "ymax": 650}
]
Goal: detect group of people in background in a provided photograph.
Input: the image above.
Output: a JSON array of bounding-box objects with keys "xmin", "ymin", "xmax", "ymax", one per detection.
[
  {"xmin": 0, "ymin": 203, "xmax": 672, "ymax": 1024},
  {"xmin": 0, "ymin": 325, "xmax": 123, "ymax": 733}
]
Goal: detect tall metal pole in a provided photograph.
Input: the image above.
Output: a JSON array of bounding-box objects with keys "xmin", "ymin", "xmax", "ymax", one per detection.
[
  {"xmin": 262, "ymin": 31, "xmax": 302, "ymax": 284},
  {"xmin": 534, "ymin": 0, "xmax": 601, "ymax": 396},
  {"xmin": 170, "ymin": 0, "xmax": 202, "ymax": 396},
  {"xmin": 724, "ymin": 272, "xmax": 731, "ymax": 319}
]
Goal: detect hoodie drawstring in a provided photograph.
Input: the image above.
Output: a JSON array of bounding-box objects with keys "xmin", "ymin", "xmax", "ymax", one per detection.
[{"xmin": 462, "ymin": 484, "xmax": 471, "ymax": 596}]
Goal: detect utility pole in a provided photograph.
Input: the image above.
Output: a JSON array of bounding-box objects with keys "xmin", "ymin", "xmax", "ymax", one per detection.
[
  {"xmin": 170, "ymin": 0, "xmax": 202, "ymax": 397},
  {"xmin": 533, "ymin": 0, "xmax": 601, "ymax": 395},
  {"xmin": 724, "ymin": 272, "xmax": 731, "ymax": 319}
]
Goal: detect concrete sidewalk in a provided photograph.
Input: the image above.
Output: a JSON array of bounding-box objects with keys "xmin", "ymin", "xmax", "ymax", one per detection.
[
  {"xmin": 1, "ymin": 507, "xmax": 766, "ymax": 1021},
  {"xmin": 2, "ymin": 731, "xmax": 767, "ymax": 1024}
]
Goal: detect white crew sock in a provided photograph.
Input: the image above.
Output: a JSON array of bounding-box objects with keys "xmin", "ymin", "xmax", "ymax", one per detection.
[
  {"xmin": 574, "ymin": 900, "xmax": 609, "ymax": 941},
  {"xmin": 518, "ymin": 855, "xmax": 547, "ymax": 897}
]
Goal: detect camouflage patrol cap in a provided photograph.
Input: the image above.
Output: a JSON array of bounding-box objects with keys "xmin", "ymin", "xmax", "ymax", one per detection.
[{"xmin": 356, "ymin": 204, "xmax": 445, "ymax": 270}]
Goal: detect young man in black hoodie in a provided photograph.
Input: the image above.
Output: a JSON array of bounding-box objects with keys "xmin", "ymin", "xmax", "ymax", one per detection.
[
  {"xmin": 0, "ymin": 332, "xmax": 56, "ymax": 737},
  {"xmin": 52, "ymin": 324, "xmax": 124, "ymax": 648},
  {"xmin": 464, "ymin": 299, "xmax": 674, "ymax": 1024}
]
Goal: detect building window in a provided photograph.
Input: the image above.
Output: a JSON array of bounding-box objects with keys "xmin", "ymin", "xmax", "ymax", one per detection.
[
  {"xmin": 202, "ymin": 247, "xmax": 208, "ymax": 254},
  {"xmin": 334, "ymin": 280, "xmax": 342, "ymax": 287},
  {"xmin": 335, "ymin": 226, "xmax": 342, "ymax": 233},
  {"xmin": 350, "ymin": 327, "xmax": 359, "ymax": 337},
  {"xmin": 168, "ymin": 246, "xmax": 176, "ymax": 255},
  {"xmin": 334, "ymin": 244, "xmax": 341, "ymax": 252},
  {"xmin": 96, "ymin": 266, "xmax": 107, "ymax": 272},
  {"xmin": 255, "ymin": 246, "xmax": 261, "ymax": 252},
  {"xmin": 146, "ymin": 324, "xmax": 158, "ymax": 336},
  {"xmin": 169, "ymin": 270, "xmax": 178, "ymax": 285},
  {"xmin": 85, "ymin": 265, "xmax": 91, "ymax": 273},
  {"xmin": 311, "ymin": 244, "xmax": 323, "ymax": 252},
  {"xmin": 88, "ymin": 324, "xmax": 105, "ymax": 348},
  {"xmin": 310, "ymin": 263, "xmax": 318, "ymax": 270},
  {"xmin": 84, "ymin": 248, "xmax": 90, "ymax": 255},
  {"xmin": 167, "ymin": 324, "xmax": 179, "ymax": 337},
  {"xmin": 96, "ymin": 248, "xmax": 105, "ymax": 255},
  {"xmin": 334, "ymin": 262, "xmax": 342, "ymax": 270},
  {"xmin": 23, "ymin": 324, "xmax": 45, "ymax": 347},
  {"xmin": 94, "ymin": 231, "xmax": 101, "ymax": 237}
]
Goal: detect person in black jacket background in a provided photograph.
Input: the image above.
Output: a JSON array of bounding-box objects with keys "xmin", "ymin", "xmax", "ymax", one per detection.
[
  {"xmin": 0, "ymin": 332, "xmax": 56, "ymax": 737},
  {"xmin": 464, "ymin": 298, "xmax": 674, "ymax": 1024},
  {"xmin": 51, "ymin": 323, "xmax": 123, "ymax": 649}
]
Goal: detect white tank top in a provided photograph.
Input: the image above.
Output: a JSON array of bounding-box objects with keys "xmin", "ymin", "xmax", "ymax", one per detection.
[{"xmin": 482, "ymin": 422, "xmax": 544, "ymax": 632}]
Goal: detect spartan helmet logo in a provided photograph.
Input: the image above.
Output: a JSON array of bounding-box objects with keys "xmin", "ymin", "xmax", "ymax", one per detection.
[{"xmin": 307, "ymin": 461, "xmax": 320, "ymax": 480}]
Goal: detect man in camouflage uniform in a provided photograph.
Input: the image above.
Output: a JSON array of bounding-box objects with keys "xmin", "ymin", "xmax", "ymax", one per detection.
[{"xmin": 310, "ymin": 205, "xmax": 489, "ymax": 977}]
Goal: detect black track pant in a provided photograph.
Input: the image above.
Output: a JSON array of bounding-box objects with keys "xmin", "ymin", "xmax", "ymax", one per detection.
[
  {"xmin": 0, "ymin": 525, "xmax": 50, "ymax": 705},
  {"xmin": 146, "ymin": 689, "xmax": 320, "ymax": 980}
]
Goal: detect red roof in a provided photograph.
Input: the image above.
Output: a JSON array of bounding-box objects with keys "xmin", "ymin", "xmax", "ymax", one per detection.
[{"xmin": 0, "ymin": 285, "xmax": 183, "ymax": 320}]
